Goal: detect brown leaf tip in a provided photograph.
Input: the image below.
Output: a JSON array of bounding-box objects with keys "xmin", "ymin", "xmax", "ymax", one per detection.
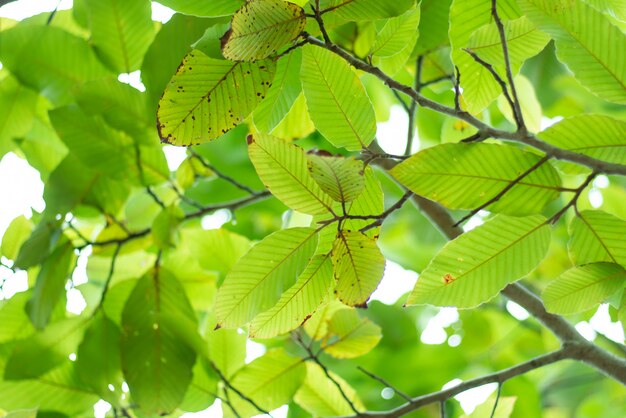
[
  {"xmin": 355, "ymin": 301, "xmax": 368, "ymax": 309},
  {"xmin": 214, "ymin": 323, "xmax": 222, "ymax": 330}
]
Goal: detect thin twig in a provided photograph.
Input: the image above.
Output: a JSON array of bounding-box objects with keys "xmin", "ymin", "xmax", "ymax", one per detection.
[
  {"xmin": 146, "ymin": 186, "xmax": 166, "ymax": 209},
  {"xmin": 312, "ymin": 0, "xmax": 332, "ymax": 44},
  {"xmin": 189, "ymin": 149, "xmax": 260, "ymax": 195},
  {"xmin": 454, "ymin": 155, "xmax": 551, "ymax": 227},
  {"xmin": 357, "ymin": 367, "xmax": 413, "ymax": 402},
  {"xmin": 548, "ymin": 171, "xmax": 597, "ymax": 224},
  {"xmin": 405, "ymin": 55, "xmax": 423, "ymax": 156},
  {"xmin": 211, "ymin": 361, "xmax": 274, "ymax": 417},
  {"xmin": 463, "ymin": 48, "xmax": 516, "ymax": 116},
  {"xmin": 453, "ymin": 65, "xmax": 462, "ymax": 111},
  {"xmin": 95, "ymin": 243, "xmax": 122, "ymax": 312},
  {"xmin": 489, "ymin": 383, "xmax": 503, "ymax": 418}
]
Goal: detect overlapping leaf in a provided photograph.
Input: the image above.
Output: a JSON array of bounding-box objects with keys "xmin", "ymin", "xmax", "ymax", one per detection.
[
  {"xmin": 249, "ymin": 254, "xmax": 333, "ymax": 338},
  {"xmin": 84, "ymin": 0, "xmax": 155, "ymax": 73},
  {"xmin": 157, "ymin": 51, "xmax": 275, "ymax": 145},
  {"xmin": 407, "ymin": 215, "xmax": 551, "ymax": 308},
  {"xmin": 543, "ymin": 263, "xmax": 626, "ymax": 315},
  {"xmin": 0, "ymin": 75, "xmax": 39, "ymax": 157},
  {"xmin": 121, "ymin": 270, "xmax": 197, "ymax": 415},
  {"xmin": 323, "ymin": 308, "xmax": 382, "ymax": 358},
  {"xmin": 519, "ymin": 0, "xmax": 626, "ymax": 104},
  {"xmin": 221, "ymin": 0, "xmax": 306, "ymax": 61},
  {"xmin": 569, "ymin": 210, "xmax": 626, "ymax": 267},
  {"xmin": 318, "ymin": 0, "xmax": 415, "ymax": 20},
  {"xmin": 308, "ymin": 154, "xmax": 365, "ymax": 203},
  {"xmin": 370, "ymin": 8, "xmax": 421, "ymax": 57},
  {"xmin": 155, "ymin": 0, "xmax": 244, "ymax": 17},
  {"xmin": 539, "ymin": 115, "xmax": 626, "ymax": 166},
  {"xmin": 332, "ymin": 230, "xmax": 386, "ymax": 306},
  {"xmin": 301, "ymin": 44, "xmax": 376, "ymax": 150},
  {"xmin": 248, "ymin": 133, "xmax": 334, "ymax": 214},
  {"xmin": 390, "ymin": 143, "xmax": 561, "ymax": 215},
  {"xmin": 215, "ymin": 227, "xmax": 319, "ymax": 328}
]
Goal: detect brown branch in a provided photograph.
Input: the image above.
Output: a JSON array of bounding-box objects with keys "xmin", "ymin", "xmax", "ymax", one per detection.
[
  {"xmin": 95, "ymin": 243, "xmax": 122, "ymax": 312},
  {"xmin": 188, "ymin": 149, "xmax": 261, "ymax": 196},
  {"xmin": 548, "ymin": 171, "xmax": 597, "ymax": 224},
  {"xmin": 210, "ymin": 361, "xmax": 273, "ymax": 417},
  {"xmin": 405, "ymin": 55, "xmax": 423, "ymax": 156}
]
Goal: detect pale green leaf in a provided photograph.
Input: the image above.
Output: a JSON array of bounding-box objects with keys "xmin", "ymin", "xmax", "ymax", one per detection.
[
  {"xmin": 13, "ymin": 220, "xmax": 62, "ymax": 270},
  {"xmin": 227, "ymin": 349, "xmax": 305, "ymax": 417},
  {"xmin": 569, "ymin": 210, "xmax": 626, "ymax": 267},
  {"xmin": 407, "ymin": 215, "xmax": 551, "ymax": 308},
  {"xmin": 332, "ymin": 230, "xmax": 386, "ymax": 306},
  {"xmin": 0, "ymin": 292, "xmax": 35, "ymax": 343},
  {"xmin": 539, "ymin": 115, "xmax": 626, "ymax": 166},
  {"xmin": 307, "ymin": 154, "xmax": 365, "ymax": 203},
  {"xmin": 319, "ymin": 0, "xmax": 416, "ymax": 20},
  {"xmin": 268, "ymin": 92, "xmax": 316, "ymax": 140},
  {"xmin": 249, "ymin": 254, "xmax": 333, "ymax": 338},
  {"xmin": 543, "ymin": 263, "xmax": 626, "ymax": 315},
  {"xmin": 221, "ymin": 0, "xmax": 306, "ymax": 61},
  {"xmin": 1, "ymin": 409, "xmax": 37, "ymax": 418},
  {"xmin": 207, "ymin": 327, "xmax": 247, "ymax": 378},
  {"xmin": 4, "ymin": 318, "xmax": 87, "ymax": 380},
  {"xmin": 497, "ymin": 75, "xmax": 543, "ymax": 133},
  {"xmin": 294, "ymin": 362, "xmax": 363, "ymax": 416},
  {"xmin": 460, "ymin": 395, "xmax": 516, "ymax": 418},
  {"xmin": 180, "ymin": 359, "xmax": 218, "ymax": 412},
  {"xmin": 0, "ymin": 75, "xmax": 39, "ymax": 156},
  {"xmin": 215, "ymin": 227, "xmax": 319, "ymax": 328},
  {"xmin": 157, "ymin": 51, "xmax": 275, "ymax": 145},
  {"xmin": 303, "ymin": 300, "xmax": 345, "ymax": 341},
  {"xmin": 26, "ymin": 242, "xmax": 75, "ymax": 329},
  {"xmin": 519, "ymin": 0, "xmax": 626, "ymax": 104},
  {"xmin": 414, "ymin": 0, "xmax": 452, "ymax": 54},
  {"xmin": 323, "ymin": 308, "xmax": 382, "ymax": 358},
  {"xmin": 301, "ymin": 44, "xmax": 377, "ymax": 150},
  {"xmin": 248, "ymin": 133, "xmax": 334, "ymax": 214},
  {"xmin": 152, "ymin": 205, "xmax": 184, "ymax": 249},
  {"xmin": 84, "ymin": 0, "xmax": 155, "ymax": 73},
  {"xmin": 121, "ymin": 269, "xmax": 197, "ymax": 415},
  {"xmin": 370, "ymin": 8, "xmax": 420, "ymax": 58},
  {"xmin": 254, "ymin": 49, "xmax": 303, "ymax": 132},
  {"xmin": 390, "ymin": 143, "xmax": 561, "ymax": 215},
  {"xmin": 1, "ymin": 216, "xmax": 32, "ymax": 261},
  {"xmin": 156, "ymin": 0, "xmax": 244, "ymax": 17},
  {"xmin": 181, "ymin": 228, "xmax": 251, "ymax": 278}
]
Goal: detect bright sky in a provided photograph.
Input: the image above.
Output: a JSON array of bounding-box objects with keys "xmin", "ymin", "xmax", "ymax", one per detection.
[{"xmin": 0, "ymin": 1, "xmax": 623, "ymax": 417}]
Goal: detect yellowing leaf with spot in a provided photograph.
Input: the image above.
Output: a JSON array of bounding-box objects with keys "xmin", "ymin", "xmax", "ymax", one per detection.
[
  {"xmin": 215, "ymin": 227, "xmax": 319, "ymax": 328},
  {"xmin": 301, "ymin": 45, "xmax": 376, "ymax": 151},
  {"xmin": 248, "ymin": 133, "xmax": 334, "ymax": 215},
  {"xmin": 221, "ymin": 0, "xmax": 306, "ymax": 61},
  {"xmin": 332, "ymin": 230, "xmax": 385, "ymax": 306},
  {"xmin": 157, "ymin": 51, "xmax": 275, "ymax": 145},
  {"xmin": 249, "ymin": 254, "xmax": 333, "ymax": 339},
  {"xmin": 323, "ymin": 308, "xmax": 381, "ymax": 358},
  {"xmin": 407, "ymin": 215, "xmax": 551, "ymax": 308},
  {"xmin": 308, "ymin": 154, "xmax": 365, "ymax": 203}
]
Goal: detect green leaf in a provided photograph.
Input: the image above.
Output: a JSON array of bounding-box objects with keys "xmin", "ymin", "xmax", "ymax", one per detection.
[
  {"xmin": 215, "ymin": 227, "xmax": 319, "ymax": 328},
  {"xmin": 332, "ymin": 230, "xmax": 386, "ymax": 306},
  {"xmin": 221, "ymin": 0, "xmax": 306, "ymax": 61},
  {"xmin": 543, "ymin": 263, "xmax": 626, "ymax": 315},
  {"xmin": 0, "ymin": 75, "xmax": 39, "ymax": 157},
  {"xmin": 319, "ymin": 0, "xmax": 416, "ymax": 20},
  {"xmin": 227, "ymin": 349, "xmax": 306, "ymax": 417},
  {"xmin": 248, "ymin": 133, "xmax": 334, "ymax": 215},
  {"xmin": 370, "ymin": 8, "xmax": 420, "ymax": 58},
  {"xmin": 249, "ymin": 253, "xmax": 333, "ymax": 338},
  {"xmin": 180, "ymin": 359, "xmax": 218, "ymax": 412},
  {"xmin": 0, "ymin": 25, "xmax": 110, "ymax": 104},
  {"xmin": 1, "ymin": 409, "xmax": 37, "ymax": 418},
  {"xmin": 1, "ymin": 216, "xmax": 32, "ymax": 261},
  {"xmin": 268, "ymin": 92, "xmax": 316, "ymax": 139},
  {"xmin": 449, "ymin": 0, "xmax": 522, "ymax": 113},
  {"xmin": 157, "ymin": 51, "xmax": 275, "ymax": 145},
  {"xmin": 84, "ymin": 0, "xmax": 155, "ymax": 73},
  {"xmin": 0, "ymin": 292, "xmax": 35, "ymax": 343},
  {"xmin": 519, "ymin": 0, "xmax": 626, "ymax": 104},
  {"xmin": 303, "ymin": 300, "xmax": 345, "ymax": 341},
  {"xmin": 496, "ymin": 75, "xmax": 543, "ymax": 133},
  {"xmin": 294, "ymin": 362, "xmax": 363, "ymax": 416},
  {"xmin": 414, "ymin": 0, "xmax": 452, "ymax": 55},
  {"xmin": 407, "ymin": 215, "xmax": 551, "ymax": 308},
  {"xmin": 180, "ymin": 228, "xmax": 251, "ymax": 278},
  {"xmin": 4, "ymin": 318, "xmax": 87, "ymax": 380},
  {"xmin": 307, "ymin": 154, "xmax": 365, "ymax": 203},
  {"xmin": 569, "ymin": 210, "xmax": 626, "ymax": 267},
  {"xmin": 254, "ymin": 49, "xmax": 303, "ymax": 132},
  {"xmin": 539, "ymin": 115, "xmax": 626, "ymax": 166},
  {"xmin": 121, "ymin": 269, "xmax": 197, "ymax": 415},
  {"xmin": 460, "ymin": 395, "xmax": 516, "ymax": 418},
  {"xmin": 390, "ymin": 143, "xmax": 561, "ymax": 215},
  {"xmin": 207, "ymin": 327, "xmax": 247, "ymax": 378},
  {"xmin": 156, "ymin": 0, "xmax": 244, "ymax": 17},
  {"xmin": 26, "ymin": 242, "xmax": 75, "ymax": 329},
  {"xmin": 0, "ymin": 363, "xmax": 99, "ymax": 416},
  {"xmin": 13, "ymin": 220, "xmax": 62, "ymax": 270},
  {"xmin": 323, "ymin": 308, "xmax": 382, "ymax": 358},
  {"xmin": 75, "ymin": 314, "xmax": 124, "ymax": 404},
  {"xmin": 152, "ymin": 205, "xmax": 184, "ymax": 249},
  {"xmin": 301, "ymin": 44, "xmax": 376, "ymax": 151}
]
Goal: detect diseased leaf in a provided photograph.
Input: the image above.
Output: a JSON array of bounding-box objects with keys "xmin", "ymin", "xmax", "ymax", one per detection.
[
  {"xmin": 308, "ymin": 154, "xmax": 365, "ymax": 203},
  {"xmin": 215, "ymin": 227, "xmax": 319, "ymax": 328},
  {"xmin": 519, "ymin": 0, "xmax": 626, "ymax": 104},
  {"xmin": 221, "ymin": 0, "xmax": 306, "ymax": 61},
  {"xmin": 391, "ymin": 143, "xmax": 561, "ymax": 215},
  {"xmin": 249, "ymin": 254, "xmax": 333, "ymax": 338},
  {"xmin": 248, "ymin": 133, "xmax": 334, "ymax": 215},
  {"xmin": 332, "ymin": 230, "xmax": 386, "ymax": 306},
  {"xmin": 157, "ymin": 50, "xmax": 275, "ymax": 145},
  {"xmin": 301, "ymin": 44, "xmax": 377, "ymax": 150},
  {"xmin": 121, "ymin": 269, "xmax": 197, "ymax": 415},
  {"xmin": 323, "ymin": 308, "xmax": 382, "ymax": 358},
  {"xmin": 569, "ymin": 210, "xmax": 626, "ymax": 267},
  {"xmin": 407, "ymin": 215, "xmax": 551, "ymax": 308},
  {"xmin": 543, "ymin": 263, "xmax": 626, "ymax": 315}
]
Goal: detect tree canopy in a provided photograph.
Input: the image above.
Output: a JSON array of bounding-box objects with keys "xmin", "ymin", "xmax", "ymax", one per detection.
[{"xmin": 0, "ymin": 0, "xmax": 625, "ymax": 417}]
